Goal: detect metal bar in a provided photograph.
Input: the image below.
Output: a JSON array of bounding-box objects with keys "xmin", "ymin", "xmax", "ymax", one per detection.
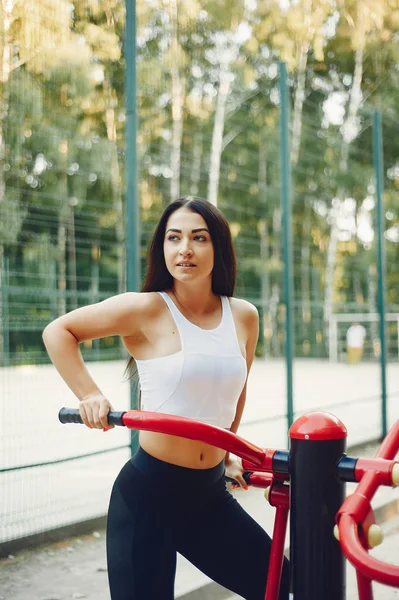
[
  {"xmin": 265, "ymin": 504, "xmax": 289, "ymax": 600},
  {"xmin": 122, "ymin": 411, "xmax": 267, "ymax": 465},
  {"xmin": 125, "ymin": 0, "xmax": 141, "ymax": 455},
  {"xmin": 279, "ymin": 62, "xmax": 294, "ymax": 430},
  {"xmin": 375, "ymin": 419, "xmax": 399, "ymax": 460},
  {"xmin": 339, "ymin": 513, "xmax": 399, "ymax": 587},
  {"xmin": 373, "ymin": 111, "xmax": 388, "ymax": 438},
  {"xmin": 356, "ymin": 569, "xmax": 374, "ymax": 600}
]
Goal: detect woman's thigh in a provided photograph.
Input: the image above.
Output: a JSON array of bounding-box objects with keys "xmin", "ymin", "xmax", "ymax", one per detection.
[
  {"xmin": 106, "ymin": 460, "xmax": 177, "ymax": 600},
  {"xmin": 176, "ymin": 491, "xmax": 290, "ymax": 600}
]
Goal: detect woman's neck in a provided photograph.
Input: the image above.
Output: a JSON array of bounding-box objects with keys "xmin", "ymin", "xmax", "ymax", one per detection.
[{"xmin": 170, "ymin": 284, "xmax": 218, "ymax": 316}]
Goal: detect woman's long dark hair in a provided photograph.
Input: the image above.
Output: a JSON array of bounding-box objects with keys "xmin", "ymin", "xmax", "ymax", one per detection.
[{"xmin": 125, "ymin": 196, "xmax": 237, "ymax": 380}]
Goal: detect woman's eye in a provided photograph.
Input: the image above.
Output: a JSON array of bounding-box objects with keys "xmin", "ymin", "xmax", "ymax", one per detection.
[{"xmin": 167, "ymin": 235, "xmax": 207, "ymax": 242}]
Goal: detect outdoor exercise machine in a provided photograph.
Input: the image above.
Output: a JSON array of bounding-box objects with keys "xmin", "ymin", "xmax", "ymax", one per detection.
[{"xmin": 59, "ymin": 408, "xmax": 399, "ymax": 600}]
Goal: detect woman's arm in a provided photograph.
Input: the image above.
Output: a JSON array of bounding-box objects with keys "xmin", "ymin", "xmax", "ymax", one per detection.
[
  {"xmin": 42, "ymin": 292, "xmax": 151, "ymax": 429},
  {"xmin": 225, "ymin": 301, "xmax": 259, "ymax": 488}
]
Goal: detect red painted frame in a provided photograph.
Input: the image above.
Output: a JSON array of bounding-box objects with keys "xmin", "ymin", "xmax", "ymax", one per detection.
[
  {"xmin": 61, "ymin": 407, "xmax": 399, "ymax": 599},
  {"xmin": 337, "ymin": 421, "xmax": 399, "ymax": 597}
]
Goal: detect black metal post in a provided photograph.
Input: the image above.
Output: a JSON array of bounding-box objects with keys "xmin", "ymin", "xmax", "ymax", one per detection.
[{"xmin": 289, "ymin": 412, "xmax": 347, "ymax": 599}]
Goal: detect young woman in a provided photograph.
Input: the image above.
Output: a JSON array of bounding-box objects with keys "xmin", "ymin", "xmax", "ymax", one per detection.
[{"xmin": 43, "ymin": 196, "xmax": 290, "ymax": 600}]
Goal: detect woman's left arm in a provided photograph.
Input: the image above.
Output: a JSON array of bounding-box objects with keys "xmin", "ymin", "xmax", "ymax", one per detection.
[{"xmin": 225, "ymin": 302, "xmax": 259, "ymax": 489}]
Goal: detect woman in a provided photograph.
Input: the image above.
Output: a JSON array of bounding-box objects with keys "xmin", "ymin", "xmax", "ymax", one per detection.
[{"xmin": 43, "ymin": 196, "xmax": 290, "ymax": 600}]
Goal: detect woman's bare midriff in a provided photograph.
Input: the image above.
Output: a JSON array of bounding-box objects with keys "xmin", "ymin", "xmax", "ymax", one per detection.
[{"xmin": 139, "ymin": 430, "xmax": 227, "ymax": 469}]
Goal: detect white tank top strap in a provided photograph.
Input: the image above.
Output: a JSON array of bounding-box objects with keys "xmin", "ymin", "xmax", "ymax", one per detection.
[
  {"xmin": 157, "ymin": 291, "xmax": 184, "ymax": 323},
  {"xmin": 157, "ymin": 290, "xmax": 226, "ymax": 333},
  {"xmin": 156, "ymin": 291, "xmax": 186, "ymax": 351},
  {"xmin": 218, "ymin": 295, "xmax": 243, "ymax": 356}
]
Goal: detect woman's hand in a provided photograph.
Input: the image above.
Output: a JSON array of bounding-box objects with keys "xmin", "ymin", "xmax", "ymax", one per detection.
[
  {"xmin": 79, "ymin": 394, "xmax": 115, "ymax": 431},
  {"xmin": 225, "ymin": 456, "xmax": 248, "ymax": 490}
]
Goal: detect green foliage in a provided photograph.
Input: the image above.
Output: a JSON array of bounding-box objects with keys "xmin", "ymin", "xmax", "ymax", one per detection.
[{"xmin": 1, "ymin": 0, "xmax": 398, "ymax": 364}]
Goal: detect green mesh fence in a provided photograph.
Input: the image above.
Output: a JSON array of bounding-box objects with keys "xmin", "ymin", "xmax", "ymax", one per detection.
[
  {"xmin": 0, "ymin": 0, "xmax": 132, "ymax": 546},
  {"xmin": 1, "ymin": 0, "xmax": 399, "ymax": 547}
]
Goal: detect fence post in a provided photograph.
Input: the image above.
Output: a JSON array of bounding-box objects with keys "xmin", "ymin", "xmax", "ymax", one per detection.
[
  {"xmin": 125, "ymin": 0, "xmax": 140, "ymax": 454},
  {"xmin": 373, "ymin": 111, "xmax": 388, "ymax": 439},
  {"xmin": 279, "ymin": 62, "xmax": 294, "ymax": 430}
]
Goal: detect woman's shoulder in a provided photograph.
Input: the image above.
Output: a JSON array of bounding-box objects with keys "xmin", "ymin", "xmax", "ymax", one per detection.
[
  {"xmin": 109, "ymin": 291, "xmax": 165, "ymax": 314},
  {"xmin": 100, "ymin": 291, "xmax": 167, "ymax": 337},
  {"xmin": 228, "ymin": 297, "xmax": 257, "ymax": 312},
  {"xmin": 227, "ymin": 297, "xmax": 259, "ymax": 329},
  {"xmin": 92, "ymin": 291, "xmax": 166, "ymax": 323}
]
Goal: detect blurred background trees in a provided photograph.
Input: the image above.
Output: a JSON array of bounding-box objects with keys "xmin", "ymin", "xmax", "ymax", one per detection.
[{"xmin": 1, "ymin": 0, "xmax": 398, "ymax": 364}]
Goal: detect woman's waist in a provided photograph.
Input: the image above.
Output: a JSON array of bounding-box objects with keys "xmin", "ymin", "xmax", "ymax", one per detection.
[{"xmin": 138, "ymin": 430, "xmax": 226, "ymax": 470}]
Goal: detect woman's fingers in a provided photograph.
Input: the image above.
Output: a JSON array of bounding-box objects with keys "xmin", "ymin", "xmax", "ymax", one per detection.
[
  {"xmin": 234, "ymin": 475, "xmax": 249, "ymax": 491},
  {"xmin": 225, "ymin": 458, "xmax": 249, "ymax": 491},
  {"xmin": 99, "ymin": 403, "xmax": 114, "ymax": 430},
  {"xmin": 79, "ymin": 403, "xmax": 92, "ymax": 428},
  {"xmin": 80, "ymin": 398, "xmax": 114, "ymax": 430},
  {"xmin": 85, "ymin": 403, "xmax": 98, "ymax": 428}
]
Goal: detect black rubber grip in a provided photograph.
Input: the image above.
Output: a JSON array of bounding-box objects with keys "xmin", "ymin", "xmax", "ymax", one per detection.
[{"xmin": 58, "ymin": 407, "xmax": 126, "ymax": 427}]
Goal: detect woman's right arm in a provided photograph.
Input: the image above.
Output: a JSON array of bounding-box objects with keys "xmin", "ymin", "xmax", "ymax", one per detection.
[{"xmin": 42, "ymin": 292, "xmax": 151, "ymax": 429}]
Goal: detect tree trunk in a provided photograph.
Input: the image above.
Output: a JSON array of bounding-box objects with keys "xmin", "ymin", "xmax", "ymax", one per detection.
[
  {"xmin": 324, "ymin": 47, "xmax": 364, "ymax": 325},
  {"xmin": 57, "ymin": 214, "xmax": 67, "ymax": 316},
  {"xmin": 367, "ymin": 264, "xmax": 379, "ymax": 357},
  {"xmin": 91, "ymin": 248, "xmax": 100, "ymax": 357},
  {"xmin": 170, "ymin": 72, "xmax": 185, "ymax": 201},
  {"xmin": 208, "ymin": 60, "xmax": 232, "ymax": 206},
  {"xmin": 300, "ymin": 200, "xmax": 312, "ymax": 337},
  {"xmin": 323, "ymin": 213, "xmax": 339, "ymax": 325},
  {"xmin": 291, "ymin": 43, "xmax": 309, "ymax": 165},
  {"xmin": 0, "ymin": 4, "xmax": 12, "ymax": 359},
  {"xmin": 270, "ymin": 284, "xmax": 281, "ymax": 357},
  {"xmin": 104, "ymin": 80, "xmax": 125, "ymax": 295},
  {"xmin": 272, "ymin": 206, "xmax": 281, "ymax": 262},
  {"xmin": 258, "ymin": 128, "xmax": 270, "ymax": 357},
  {"xmin": 291, "ymin": 39, "xmax": 311, "ymax": 335},
  {"xmin": 67, "ymin": 200, "xmax": 77, "ymax": 311},
  {"xmin": 57, "ymin": 142, "xmax": 68, "ymax": 316},
  {"xmin": 190, "ymin": 130, "xmax": 203, "ymax": 196},
  {"xmin": 164, "ymin": 0, "xmax": 184, "ymax": 202},
  {"xmin": 0, "ymin": 246, "xmax": 5, "ymax": 364}
]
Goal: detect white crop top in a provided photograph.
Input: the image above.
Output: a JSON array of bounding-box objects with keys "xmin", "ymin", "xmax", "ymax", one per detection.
[{"xmin": 135, "ymin": 292, "xmax": 247, "ymax": 428}]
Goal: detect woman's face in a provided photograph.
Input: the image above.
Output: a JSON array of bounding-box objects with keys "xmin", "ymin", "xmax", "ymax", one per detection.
[{"xmin": 163, "ymin": 207, "xmax": 214, "ymax": 285}]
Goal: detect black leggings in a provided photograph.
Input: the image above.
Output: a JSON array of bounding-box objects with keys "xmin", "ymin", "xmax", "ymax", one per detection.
[{"xmin": 106, "ymin": 447, "xmax": 290, "ymax": 600}]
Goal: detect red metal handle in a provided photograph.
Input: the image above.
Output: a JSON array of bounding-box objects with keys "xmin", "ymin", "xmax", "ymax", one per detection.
[
  {"xmin": 339, "ymin": 513, "xmax": 399, "ymax": 586},
  {"xmin": 122, "ymin": 410, "xmax": 268, "ymax": 465},
  {"xmin": 337, "ymin": 420, "xmax": 399, "ymax": 588}
]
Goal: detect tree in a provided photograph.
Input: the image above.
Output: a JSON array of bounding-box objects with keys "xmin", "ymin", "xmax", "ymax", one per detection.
[{"xmin": 0, "ymin": 0, "xmax": 73, "ymax": 361}]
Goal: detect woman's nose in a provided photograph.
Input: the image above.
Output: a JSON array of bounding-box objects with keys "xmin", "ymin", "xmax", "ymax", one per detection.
[{"xmin": 179, "ymin": 242, "xmax": 193, "ymax": 256}]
